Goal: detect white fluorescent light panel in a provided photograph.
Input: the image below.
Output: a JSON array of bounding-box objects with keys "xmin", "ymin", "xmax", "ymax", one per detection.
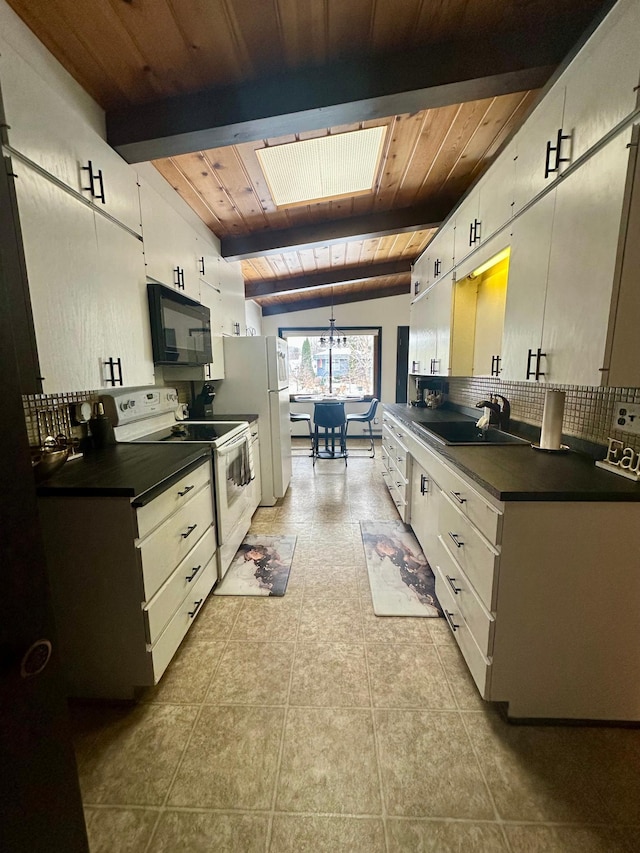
[{"xmin": 257, "ymin": 126, "xmax": 386, "ymax": 207}]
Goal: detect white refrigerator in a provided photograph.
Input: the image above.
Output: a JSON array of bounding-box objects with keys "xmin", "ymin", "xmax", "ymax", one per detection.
[{"xmin": 213, "ymin": 336, "xmax": 292, "ymax": 506}]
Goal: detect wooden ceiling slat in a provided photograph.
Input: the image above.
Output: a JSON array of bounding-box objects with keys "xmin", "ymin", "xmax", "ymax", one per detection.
[
  {"xmin": 273, "ymin": 0, "xmax": 328, "ymax": 67},
  {"xmin": 151, "ymin": 158, "xmax": 228, "ymax": 233},
  {"xmin": 9, "ymin": 0, "xmax": 162, "ymax": 108},
  {"xmin": 105, "ymin": 0, "xmax": 211, "ymax": 95},
  {"xmin": 370, "ymin": 0, "xmax": 427, "ymax": 53},
  {"xmin": 326, "ymin": 0, "xmax": 375, "ymax": 61},
  {"xmin": 218, "ymin": 0, "xmax": 288, "ymax": 79},
  {"xmin": 155, "ymin": 153, "xmax": 245, "ymax": 235},
  {"xmin": 345, "ymin": 241, "xmax": 364, "ymax": 266},
  {"xmin": 197, "ymin": 147, "xmax": 268, "ymax": 226}
]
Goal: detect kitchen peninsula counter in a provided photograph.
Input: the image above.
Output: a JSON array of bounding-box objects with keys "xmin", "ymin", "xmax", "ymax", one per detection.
[
  {"xmin": 36, "ymin": 443, "xmax": 210, "ymax": 505},
  {"xmin": 385, "ymin": 404, "xmax": 640, "ymax": 502}
]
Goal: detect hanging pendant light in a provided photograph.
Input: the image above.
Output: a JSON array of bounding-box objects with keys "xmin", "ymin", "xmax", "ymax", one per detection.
[{"xmin": 319, "ymin": 313, "xmax": 347, "ymax": 348}]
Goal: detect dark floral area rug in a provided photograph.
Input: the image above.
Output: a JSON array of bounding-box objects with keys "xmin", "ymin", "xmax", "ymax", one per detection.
[
  {"xmin": 360, "ymin": 520, "xmax": 442, "ymax": 617},
  {"xmin": 214, "ymin": 534, "xmax": 296, "ymax": 597}
]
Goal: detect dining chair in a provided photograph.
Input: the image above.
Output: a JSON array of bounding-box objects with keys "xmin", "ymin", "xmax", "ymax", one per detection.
[
  {"xmin": 312, "ymin": 402, "xmax": 348, "ymax": 466},
  {"xmin": 290, "ymin": 411, "xmax": 314, "ymax": 454},
  {"xmin": 345, "ymin": 398, "xmax": 379, "ymax": 457}
]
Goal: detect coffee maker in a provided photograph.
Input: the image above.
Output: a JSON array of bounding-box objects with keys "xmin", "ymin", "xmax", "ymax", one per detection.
[{"xmin": 412, "ymin": 377, "xmax": 431, "ymax": 408}]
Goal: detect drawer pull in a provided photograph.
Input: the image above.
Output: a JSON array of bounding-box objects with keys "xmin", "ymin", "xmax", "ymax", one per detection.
[
  {"xmin": 177, "ymin": 484, "xmax": 195, "ymax": 497},
  {"xmin": 448, "ymin": 532, "xmax": 464, "ymax": 548},
  {"xmin": 181, "ymin": 524, "xmax": 198, "ymax": 539},
  {"xmin": 396, "ymin": 481, "xmax": 403, "ymax": 489},
  {"xmin": 444, "ymin": 610, "xmax": 459, "ymax": 632},
  {"xmin": 420, "ymin": 473, "xmax": 428, "ymax": 495},
  {"xmin": 446, "ymin": 575, "xmax": 461, "ymax": 594},
  {"xmin": 188, "ymin": 598, "xmax": 204, "ymax": 618},
  {"xmin": 450, "ymin": 491, "xmax": 466, "ymax": 504},
  {"xmin": 185, "ymin": 564, "xmax": 201, "ymax": 582}
]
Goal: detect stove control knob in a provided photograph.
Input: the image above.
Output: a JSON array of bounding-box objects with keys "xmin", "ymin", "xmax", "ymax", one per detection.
[{"xmin": 119, "ymin": 401, "xmax": 128, "ymax": 411}]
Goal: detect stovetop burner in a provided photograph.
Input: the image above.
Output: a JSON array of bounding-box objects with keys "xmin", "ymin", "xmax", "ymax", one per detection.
[{"xmin": 134, "ymin": 421, "xmax": 243, "ymax": 443}]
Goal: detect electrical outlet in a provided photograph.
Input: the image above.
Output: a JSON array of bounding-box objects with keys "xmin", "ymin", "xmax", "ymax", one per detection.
[{"xmin": 613, "ymin": 401, "xmax": 640, "ymax": 435}]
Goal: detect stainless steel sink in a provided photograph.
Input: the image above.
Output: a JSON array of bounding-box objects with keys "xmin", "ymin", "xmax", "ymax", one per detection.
[{"xmin": 419, "ymin": 421, "xmax": 529, "ymax": 446}]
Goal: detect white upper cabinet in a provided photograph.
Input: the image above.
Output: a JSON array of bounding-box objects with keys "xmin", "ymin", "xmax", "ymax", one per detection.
[
  {"xmin": 512, "ymin": 86, "xmax": 567, "ymax": 212},
  {"xmin": 15, "ymin": 163, "xmax": 153, "ymax": 393},
  {"xmin": 427, "ymin": 220, "xmax": 456, "ymax": 283},
  {"xmin": 0, "ymin": 41, "xmax": 142, "ymax": 235},
  {"xmin": 500, "ymin": 193, "xmax": 555, "ymax": 382},
  {"xmin": 540, "ymin": 131, "xmax": 632, "ymax": 386},
  {"xmin": 139, "ymin": 182, "xmax": 201, "ymax": 300},
  {"xmin": 452, "ymin": 189, "xmax": 481, "ymax": 270},
  {"xmin": 477, "ymin": 140, "xmax": 517, "ymax": 245},
  {"xmin": 561, "ymin": 0, "xmax": 640, "ymax": 163}
]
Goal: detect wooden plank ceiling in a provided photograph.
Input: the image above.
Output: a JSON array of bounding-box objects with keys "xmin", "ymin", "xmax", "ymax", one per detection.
[{"xmin": 7, "ymin": 0, "xmax": 612, "ymax": 314}]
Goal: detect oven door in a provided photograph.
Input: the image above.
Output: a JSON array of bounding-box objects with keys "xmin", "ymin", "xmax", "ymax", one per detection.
[{"xmin": 213, "ymin": 428, "xmax": 254, "ymax": 543}]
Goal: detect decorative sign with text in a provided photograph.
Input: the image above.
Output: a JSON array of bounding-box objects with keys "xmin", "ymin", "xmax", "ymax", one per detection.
[{"xmin": 595, "ymin": 437, "xmax": 640, "ymax": 481}]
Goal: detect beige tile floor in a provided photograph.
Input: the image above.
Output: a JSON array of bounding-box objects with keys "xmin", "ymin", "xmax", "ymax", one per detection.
[{"xmin": 72, "ymin": 440, "xmax": 640, "ymax": 852}]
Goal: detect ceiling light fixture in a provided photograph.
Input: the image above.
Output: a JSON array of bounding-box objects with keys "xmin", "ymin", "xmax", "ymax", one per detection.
[
  {"xmin": 468, "ymin": 247, "xmax": 511, "ymax": 279},
  {"xmin": 319, "ymin": 314, "xmax": 347, "ymax": 350},
  {"xmin": 256, "ymin": 126, "xmax": 386, "ymax": 207}
]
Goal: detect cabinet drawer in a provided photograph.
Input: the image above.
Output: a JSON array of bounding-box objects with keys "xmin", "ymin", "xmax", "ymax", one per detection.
[
  {"xmin": 435, "ymin": 567, "xmax": 491, "ymax": 698},
  {"xmin": 150, "ymin": 555, "xmax": 216, "ymax": 682},
  {"xmin": 138, "ymin": 485, "xmax": 214, "ymax": 600},
  {"xmin": 143, "ymin": 525, "xmax": 217, "ymax": 644},
  {"xmin": 136, "ymin": 460, "xmax": 211, "ymax": 539},
  {"xmin": 435, "ymin": 463, "xmax": 502, "ymax": 544},
  {"xmin": 435, "ymin": 535, "xmax": 495, "ymax": 654},
  {"xmin": 438, "ymin": 493, "xmax": 499, "ymax": 610}
]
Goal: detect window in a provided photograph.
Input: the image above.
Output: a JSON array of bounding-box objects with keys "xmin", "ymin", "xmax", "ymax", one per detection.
[{"xmin": 280, "ymin": 327, "xmax": 381, "ymax": 397}]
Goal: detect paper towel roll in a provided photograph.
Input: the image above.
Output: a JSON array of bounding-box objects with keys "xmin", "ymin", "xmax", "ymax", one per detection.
[{"xmin": 540, "ymin": 390, "xmax": 565, "ymax": 450}]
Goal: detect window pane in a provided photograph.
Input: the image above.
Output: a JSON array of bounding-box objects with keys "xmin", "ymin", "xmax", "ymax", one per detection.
[{"xmin": 287, "ymin": 334, "xmax": 374, "ymax": 395}]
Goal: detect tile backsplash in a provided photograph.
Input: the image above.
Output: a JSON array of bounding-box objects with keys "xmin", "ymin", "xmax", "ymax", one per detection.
[{"xmin": 447, "ymin": 377, "xmax": 640, "ymax": 455}]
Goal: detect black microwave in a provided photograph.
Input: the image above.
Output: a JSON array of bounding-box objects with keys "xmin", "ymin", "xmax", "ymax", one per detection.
[{"xmin": 147, "ymin": 283, "xmax": 212, "ymax": 366}]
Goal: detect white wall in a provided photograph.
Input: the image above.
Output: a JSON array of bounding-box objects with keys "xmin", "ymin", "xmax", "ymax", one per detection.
[
  {"xmin": 261, "ymin": 293, "xmax": 410, "ymax": 404},
  {"xmin": 245, "ymin": 299, "xmax": 263, "ymax": 336}
]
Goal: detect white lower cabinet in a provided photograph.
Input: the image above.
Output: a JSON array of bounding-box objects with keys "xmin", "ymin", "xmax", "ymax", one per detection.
[
  {"xmin": 381, "ymin": 415, "xmax": 409, "ymax": 520},
  {"xmin": 386, "ymin": 408, "xmax": 640, "ymax": 721},
  {"xmin": 37, "ymin": 458, "xmax": 217, "ymax": 699}
]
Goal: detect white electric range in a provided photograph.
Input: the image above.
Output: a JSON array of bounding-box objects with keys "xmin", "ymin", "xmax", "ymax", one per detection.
[{"xmin": 102, "ymin": 387, "xmax": 255, "ymax": 579}]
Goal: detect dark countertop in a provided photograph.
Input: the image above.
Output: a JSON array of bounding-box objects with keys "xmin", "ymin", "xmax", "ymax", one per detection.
[
  {"xmin": 385, "ymin": 404, "xmax": 640, "ymax": 502},
  {"xmin": 36, "ymin": 443, "xmax": 210, "ymax": 504}
]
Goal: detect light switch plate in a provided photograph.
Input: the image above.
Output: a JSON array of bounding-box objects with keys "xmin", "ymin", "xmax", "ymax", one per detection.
[{"xmin": 613, "ymin": 401, "xmax": 640, "ymax": 435}]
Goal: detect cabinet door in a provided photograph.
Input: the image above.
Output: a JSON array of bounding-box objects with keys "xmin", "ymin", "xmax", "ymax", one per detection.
[
  {"xmin": 432, "ymin": 275, "xmax": 454, "ymax": 375},
  {"xmin": 478, "ymin": 140, "xmax": 517, "ymax": 244},
  {"xmin": 562, "ymin": 0, "xmax": 640, "ymax": 163},
  {"xmin": 428, "ymin": 222, "xmax": 455, "ymax": 282},
  {"xmin": 541, "ymin": 133, "xmax": 631, "ymax": 385},
  {"xmin": 409, "ymin": 292, "xmax": 432, "ymax": 375},
  {"xmin": 217, "ymin": 258, "xmax": 246, "ymax": 336},
  {"xmin": 500, "ymin": 193, "xmax": 555, "ymax": 381},
  {"xmin": 140, "ymin": 183, "xmax": 201, "ymax": 299},
  {"xmin": 452, "ymin": 189, "xmax": 480, "ymax": 270},
  {"xmin": 1, "ymin": 41, "xmax": 142, "ymax": 235},
  {"xmin": 93, "ymin": 216, "xmax": 155, "ymax": 388},
  {"xmin": 513, "ymin": 87, "xmax": 566, "ymax": 212},
  {"xmin": 14, "ymin": 164, "xmax": 104, "ymax": 392},
  {"xmin": 409, "ymin": 460, "xmax": 440, "ymax": 568}
]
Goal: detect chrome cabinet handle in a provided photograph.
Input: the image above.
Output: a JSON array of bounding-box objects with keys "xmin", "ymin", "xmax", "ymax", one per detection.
[
  {"xmin": 444, "ymin": 610, "xmax": 459, "ymax": 632},
  {"xmin": 448, "ymin": 532, "xmax": 464, "ymax": 548},
  {"xmin": 178, "ymin": 484, "xmax": 194, "ymax": 497},
  {"xmin": 185, "ymin": 565, "xmax": 201, "ymax": 582},
  {"xmin": 446, "ymin": 575, "xmax": 461, "ymax": 594},
  {"xmin": 450, "ymin": 491, "xmax": 466, "ymax": 504},
  {"xmin": 181, "ymin": 524, "xmax": 198, "ymax": 539},
  {"xmin": 188, "ymin": 599, "xmax": 203, "ymax": 618}
]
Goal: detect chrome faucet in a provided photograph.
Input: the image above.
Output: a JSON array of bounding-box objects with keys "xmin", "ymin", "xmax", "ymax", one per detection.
[{"xmin": 475, "ymin": 395, "xmax": 510, "ymax": 431}]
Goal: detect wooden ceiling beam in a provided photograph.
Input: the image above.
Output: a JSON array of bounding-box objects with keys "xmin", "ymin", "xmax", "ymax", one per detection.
[
  {"xmin": 222, "ymin": 202, "xmax": 448, "ymax": 260},
  {"xmin": 245, "ymin": 259, "xmax": 411, "ymax": 298},
  {"xmin": 259, "ymin": 282, "xmax": 411, "ymax": 315},
  {"xmin": 106, "ymin": 31, "xmax": 570, "ymax": 162}
]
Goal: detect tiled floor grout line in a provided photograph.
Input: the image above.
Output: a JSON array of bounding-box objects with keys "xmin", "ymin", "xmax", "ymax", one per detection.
[
  {"xmin": 141, "ymin": 601, "xmax": 243, "ymax": 853},
  {"xmin": 457, "ymin": 707, "xmax": 515, "ymax": 853},
  {"xmin": 263, "ymin": 536, "xmax": 306, "ymax": 853}
]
